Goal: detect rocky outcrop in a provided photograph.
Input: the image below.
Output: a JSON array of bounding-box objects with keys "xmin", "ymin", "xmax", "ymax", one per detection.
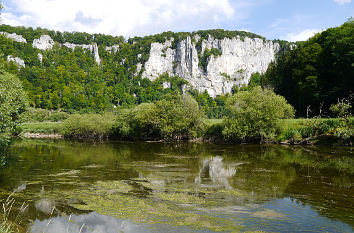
[
  {"xmin": 93, "ymin": 43, "xmax": 101, "ymax": 65},
  {"xmin": 63, "ymin": 42, "xmax": 101, "ymax": 65},
  {"xmin": 38, "ymin": 53, "xmax": 43, "ymax": 63},
  {"xmin": 33, "ymin": 35, "xmax": 55, "ymax": 50},
  {"xmin": 105, "ymin": 45, "xmax": 119, "ymax": 53},
  {"xmin": 7, "ymin": 55, "xmax": 25, "ymax": 68},
  {"xmin": 142, "ymin": 36, "xmax": 280, "ymax": 97},
  {"xmin": 0, "ymin": 32, "xmax": 27, "ymax": 43}
]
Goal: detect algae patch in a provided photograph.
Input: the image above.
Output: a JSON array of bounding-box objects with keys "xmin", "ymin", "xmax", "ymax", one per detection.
[
  {"xmin": 251, "ymin": 209, "xmax": 286, "ymax": 219},
  {"xmin": 68, "ymin": 180, "xmax": 243, "ymax": 232}
]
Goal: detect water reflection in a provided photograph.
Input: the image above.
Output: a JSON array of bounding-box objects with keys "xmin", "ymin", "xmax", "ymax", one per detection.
[
  {"xmin": 31, "ymin": 212, "xmax": 151, "ymax": 233},
  {"xmin": 196, "ymin": 157, "xmax": 236, "ymax": 189},
  {"xmin": 1, "ymin": 140, "xmax": 353, "ymax": 232}
]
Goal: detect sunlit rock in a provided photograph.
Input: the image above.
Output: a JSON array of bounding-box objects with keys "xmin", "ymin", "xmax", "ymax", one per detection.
[
  {"xmin": 7, "ymin": 55, "xmax": 25, "ymax": 68},
  {"xmin": 38, "ymin": 53, "xmax": 43, "ymax": 63},
  {"xmin": 0, "ymin": 32, "xmax": 27, "ymax": 43},
  {"xmin": 33, "ymin": 35, "xmax": 55, "ymax": 50},
  {"xmin": 142, "ymin": 36, "xmax": 280, "ymax": 97}
]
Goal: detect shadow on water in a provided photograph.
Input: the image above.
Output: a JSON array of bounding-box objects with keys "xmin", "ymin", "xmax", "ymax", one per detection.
[{"xmin": 0, "ymin": 139, "xmax": 353, "ymax": 232}]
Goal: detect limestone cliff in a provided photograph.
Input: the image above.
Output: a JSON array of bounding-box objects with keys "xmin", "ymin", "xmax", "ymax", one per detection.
[
  {"xmin": 33, "ymin": 35, "xmax": 55, "ymax": 50},
  {"xmin": 7, "ymin": 55, "xmax": 25, "ymax": 68},
  {"xmin": 0, "ymin": 32, "xmax": 27, "ymax": 43},
  {"xmin": 142, "ymin": 36, "xmax": 280, "ymax": 97}
]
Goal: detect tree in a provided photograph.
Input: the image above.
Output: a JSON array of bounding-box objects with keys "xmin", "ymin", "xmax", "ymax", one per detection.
[
  {"xmin": 223, "ymin": 87, "xmax": 294, "ymax": 142},
  {"xmin": 0, "ymin": 64, "xmax": 28, "ymax": 135}
]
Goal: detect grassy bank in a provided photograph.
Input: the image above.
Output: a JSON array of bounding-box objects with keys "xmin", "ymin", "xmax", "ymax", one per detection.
[{"xmin": 20, "ymin": 116, "xmax": 353, "ymax": 145}]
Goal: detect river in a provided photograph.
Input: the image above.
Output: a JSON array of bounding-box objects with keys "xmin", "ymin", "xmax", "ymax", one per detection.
[{"xmin": 1, "ymin": 139, "xmax": 353, "ymax": 232}]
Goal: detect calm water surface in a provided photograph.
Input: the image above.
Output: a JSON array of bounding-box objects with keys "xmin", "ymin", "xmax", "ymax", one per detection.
[{"xmin": 1, "ymin": 140, "xmax": 353, "ymax": 232}]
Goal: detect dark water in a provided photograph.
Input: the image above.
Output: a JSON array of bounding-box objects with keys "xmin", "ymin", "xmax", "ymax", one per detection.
[{"xmin": 1, "ymin": 139, "xmax": 353, "ymax": 232}]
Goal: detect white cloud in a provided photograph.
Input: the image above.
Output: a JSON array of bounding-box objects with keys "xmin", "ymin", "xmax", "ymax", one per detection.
[
  {"xmin": 333, "ymin": 0, "xmax": 352, "ymax": 5},
  {"xmin": 283, "ymin": 29, "xmax": 321, "ymax": 42},
  {"xmin": 2, "ymin": 0, "xmax": 237, "ymax": 38}
]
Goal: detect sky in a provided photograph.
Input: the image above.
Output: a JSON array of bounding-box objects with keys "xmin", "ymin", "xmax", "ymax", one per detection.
[{"xmin": 1, "ymin": 0, "xmax": 353, "ymax": 41}]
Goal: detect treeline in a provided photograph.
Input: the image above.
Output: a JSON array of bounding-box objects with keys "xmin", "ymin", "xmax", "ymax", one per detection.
[
  {"xmin": 0, "ymin": 24, "xmax": 125, "ymax": 46},
  {"xmin": 262, "ymin": 19, "xmax": 354, "ymax": 116},
  {"xmin": 23, "ymin": 87, "xmax": 352, "ymax": 145}
]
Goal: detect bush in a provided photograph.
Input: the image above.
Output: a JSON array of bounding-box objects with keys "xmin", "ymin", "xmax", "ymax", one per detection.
[
  {"xmin": 156, "ymin": 94, "xmax": 204, "ymax": 139},
  {"xmin": 61, "ymin": 113, "xmax": 115, "ymax": 139},
  {"xmin": 0, "ymin": 70, "xmax": 28, "ymax": 134},
  {"xmin": 223, "ymin": 87, "xmax": 295, "ymax": 142},
  {"xmin": 22, "ymin": 108, "xmax": 51, "ymax": 122},
  {"xmin": 112, "ymin": 94, "xmax": 204, "ymax": 140},
  {"xmin": 46, "ymin": 112, "xmax": 70, "ymax": 122}
]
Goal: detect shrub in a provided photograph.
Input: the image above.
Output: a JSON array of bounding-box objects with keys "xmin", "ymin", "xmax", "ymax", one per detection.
[
  {"xmin": 223, "ymin": 87, "xmax": 295, "ymax": 142},
  {"xmin": 61, "ymin": 113, "xmax": 115, "ymax": 139},
  {"xmin": 22, "ymin": 108, "xmax": 50, "ymax": 122},
  {"xmin": 156, "ymin": 94, "xmax": 204, "ymax": 139},
  {"xmin": 0, "ymin": 70, "xmax": 28, "ymax": 134},
  {"xmin": 46, "ymin": 112, "xmax": 70, "ymax": 122},
  {"xmin": 112, "ymin": 94, "xmax": 204, "ymax": 140}
]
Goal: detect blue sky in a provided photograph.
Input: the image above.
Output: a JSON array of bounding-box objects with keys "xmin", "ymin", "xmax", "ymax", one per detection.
[{"xmin": 1, "ymin": 0, "xmax": 353, "ymax": 41}]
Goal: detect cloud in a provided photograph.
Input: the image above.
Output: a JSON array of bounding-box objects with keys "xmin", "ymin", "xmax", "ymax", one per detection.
[
  {"xmin": 283, "ymin": 29, "xmax": 321, "ymax": 42},
  {"xmin": 333, "ymin": 0, "xmax": 352, "ymax": 5},
  {"xmin": 2, "ymin": 0, "xmax": 238, "ymax": 37}
]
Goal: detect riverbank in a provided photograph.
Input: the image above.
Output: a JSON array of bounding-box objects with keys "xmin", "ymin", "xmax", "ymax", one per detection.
[{"xmin": 20, "ymin": 118, "xmax": 353, "ymax": 146}]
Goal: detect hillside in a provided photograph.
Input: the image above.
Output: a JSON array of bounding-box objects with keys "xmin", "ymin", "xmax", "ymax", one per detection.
[{"xmin": 0, "ymin": 25, "xmax": 287, "ymax": 116}]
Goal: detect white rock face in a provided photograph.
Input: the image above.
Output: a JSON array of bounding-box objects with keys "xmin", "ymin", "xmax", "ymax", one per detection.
[
  {"xmin": 7, "ymin": 55, "xmax": 25, "ymax": 68},
  {"xmin": 33, "ymin": 35, "xmax": 55, "ymax": 50},
  {"xmin": 0, "ymin": 32, "xmax": 27, "ymax": 43},
  {"xmin": 143, "ymin": 39, "xmax": 176, "ymax": 80},
  {"xmin": 142, "ymin": 36, "xmax": 280, "ymax": 97},
  {"xmin": 38, "ymin": 53, "xmax": 43, "ymax": 63},
  {"xmin": 162, "ymin": 81, "xmax": 171, "ymax": 89},
  {"xmin": 93, "ymin": 43, "xmax": 101, "ymax": 65},
  {"xmin": 135, "ymin": 63, "xmax": 142, "ymax": 76},
  {"xmin": 63, "ymin": 42, "xmax": 101, "ymax": 65}
]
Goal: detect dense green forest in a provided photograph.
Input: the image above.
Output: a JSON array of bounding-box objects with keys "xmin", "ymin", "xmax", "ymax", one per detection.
[{"xmin": 262, "ymin": 19, "xmax": 354, "ymax": 116}]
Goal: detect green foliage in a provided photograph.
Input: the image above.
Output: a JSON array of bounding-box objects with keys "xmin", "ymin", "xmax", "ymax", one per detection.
[
  {"xmin": 46, "ymin": 112, "xmax": 70, "ymax": 122},
  {"xmin": 22, "ymin": 107, "xmax": 50, "ymax": 122},
  {"xmin": 263, "ymin": 19, "xmax": 354, "ymax": 116},
  {"xmin": 61, "ymin": 113, "xmax": 116, "ymax": 139},
  {"xmin": 277, "ymin": 118, "xmax": 353, "ymax": 145},
  {"xmin": 189, "ymin": 90, "xmax": 229, "ymax": 119},
  {"xmin": 223, "ymin": 87, "xmax": 295, "ymax": 142},
  {"xmin": 112, "ymin": 94, "xmax": 204, "ymax": 140},
  {"xmin": 0, "ymin": 68, "xmax": 28, "ymax": 134},
  {"xmin": 21, "ymin": 122, "xmax": 62, "ymax": 134}
]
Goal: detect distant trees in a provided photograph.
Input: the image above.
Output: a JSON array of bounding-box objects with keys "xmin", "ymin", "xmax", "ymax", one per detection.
[{"xmin": 263, "ymin": 19, "xmax": 354, "ymax": 116}]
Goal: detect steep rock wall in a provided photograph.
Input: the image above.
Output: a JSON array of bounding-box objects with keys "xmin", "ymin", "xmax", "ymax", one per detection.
[{"xmin": 142, "ymin": 36, "xmax": 280, "ymax": 97}]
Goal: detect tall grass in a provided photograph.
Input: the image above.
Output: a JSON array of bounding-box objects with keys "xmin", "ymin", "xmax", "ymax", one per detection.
[
  {"xmin": 21, "ymin": 122, "xmax": 62, "ymax": 134},
  {"xmin": 0, "ymin": 193, "xmax": 27, "ymax": 233}
]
